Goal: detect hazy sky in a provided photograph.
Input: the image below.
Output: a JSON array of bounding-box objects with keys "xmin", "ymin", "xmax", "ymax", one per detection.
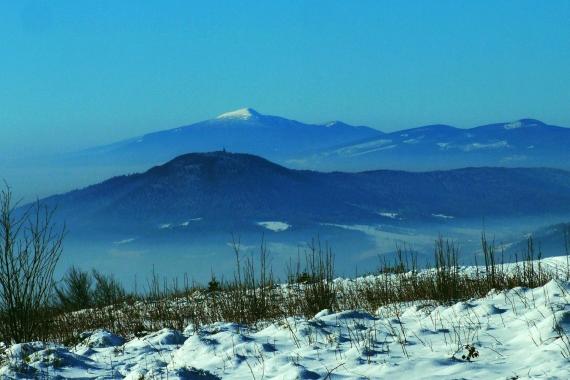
[{"xmin": 1, "ymin": 0, "xmax": 570, "ymax": 155}]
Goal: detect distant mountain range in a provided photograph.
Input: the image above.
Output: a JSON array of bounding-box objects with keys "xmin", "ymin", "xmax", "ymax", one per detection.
[
  {"xmin": 306, "ymin": 118, "xmax": 570, "ymax": 171},
  {"xmin": 39, "ymin": 152, "xmax": 570, "ymax": 236},
  {"xmin": 65, "ymin": 108, "xmax": 381, "ymax": 168},
  {"xmin": 62, "ymin": 109, "xmax": 570, "ymax": 172}
]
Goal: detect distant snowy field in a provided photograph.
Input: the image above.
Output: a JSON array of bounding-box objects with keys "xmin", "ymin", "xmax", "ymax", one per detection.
[{"xmin": 1, "ymin": 257, "xmax": 570, "ymax": 379}]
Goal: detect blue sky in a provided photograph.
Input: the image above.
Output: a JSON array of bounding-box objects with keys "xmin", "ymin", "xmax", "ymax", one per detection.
[{"xmin": 1, "ymin": 0, "xmax": 570, "ymax": 154}]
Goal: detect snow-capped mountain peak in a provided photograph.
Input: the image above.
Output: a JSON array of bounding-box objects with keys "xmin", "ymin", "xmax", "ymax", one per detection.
[{"xmin": 216, "ymin": 108, "xmax": 260, "ymax": 120}]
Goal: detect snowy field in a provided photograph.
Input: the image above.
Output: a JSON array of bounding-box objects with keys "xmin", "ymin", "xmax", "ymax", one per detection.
[{"xmin": 1, "ymin": 258, "xmax": 569, "ymax": 379}]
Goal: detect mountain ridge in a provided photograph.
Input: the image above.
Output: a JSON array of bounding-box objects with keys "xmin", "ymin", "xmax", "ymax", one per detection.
[
  {"xmin": 38, "ymin": 151, "xmax": 570, "ymax": 236},
  {"xmin": 60, "ymin": 109, "xmax": 569, "ymax": 173}
]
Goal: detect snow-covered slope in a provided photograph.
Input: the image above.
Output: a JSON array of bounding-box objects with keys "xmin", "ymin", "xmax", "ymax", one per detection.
[{"xmin": 2, "ymin": 260, "xmax": 570, "ymax": 379}]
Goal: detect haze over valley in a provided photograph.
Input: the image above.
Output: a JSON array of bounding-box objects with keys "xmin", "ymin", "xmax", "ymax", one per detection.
[{"xmin": 8, "ymin": 109, "xmax": 569, "ymax": 282}]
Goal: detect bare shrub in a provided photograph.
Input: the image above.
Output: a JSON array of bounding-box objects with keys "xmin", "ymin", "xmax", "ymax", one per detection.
[
  {"xmin": 56, "ymin": 266, "xmax": 93, "ymax": 311},
  {"xmin": 92, "ymin": 270, "xmax": 126, "ymax": 307},
  {"xmin": 287, "ymin": 238, "xmax": 336, "ymax": 317},
  {"xmin": 0, "ymin": 185, "xmax": 65, "ymax": 343}
]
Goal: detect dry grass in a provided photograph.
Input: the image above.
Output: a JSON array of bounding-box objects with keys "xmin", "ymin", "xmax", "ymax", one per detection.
[{"xmin": 7, "ymin": 231, "xmax": 563, "ymax": 346}]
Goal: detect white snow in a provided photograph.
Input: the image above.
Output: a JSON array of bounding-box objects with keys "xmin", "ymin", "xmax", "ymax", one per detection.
[
  {"xmin": 335, "ymin": 139, "xmax": 396, "ymax": 157},
  {"xmin": 461, "ymin": 140, "xmax": 510, "ymax": 152},
  {"xmin": 354, "ymin": 144, "xmax": 397, "ymax": 154},
  {"xmin": 257, "ymin": 221, "xmax": 291, "ymax": 232},
  {"xmin": 432, "ymin": 213, "xmax": 455, "ymax": 219},
  {"xmin": 216, "ymin": 108, "xmax": 257, "ymax": 120},
  {"xmin": 160, "ymin": 219, "xmax": 203, "ymax": 229},
  {"xmin": 2, "ymin": 272, "xmax": 570, "ymax": 379},
  {"xmin": 378, "ymin": 212, "xmax": 399, "ymax": 219},
  {"xmin": 180, "ymin": 218, "xmax": 203, "ymax": 227},
  {"xmin": 504, "ymin": 120, "xmax": 523, "ymax": 129},
  {"xmin": 324, "ymin": 121, "xmax": 344, "ymax": 128},
  {"xmin": 113, "ymin": 238, "xmax": 136, "ymax": 245},
  {"xmin": 83, "ymin": 329, "xmax": 126, "ymax": 348},
  {"xmin": 503, "ymin": 120, "xmax": 540, "ymax": 130}
]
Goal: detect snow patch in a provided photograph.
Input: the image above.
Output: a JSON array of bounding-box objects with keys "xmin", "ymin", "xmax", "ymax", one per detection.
[
  {"xmin": 257, "ymin": 221, "xmax": 291, "ymax": 232},
  {"xmin": 114, "ymin": 238, "xmax": 136, "ymax": 245},
  {"xmin": 180, "ymin": 218, "xmax": 203, "ymax": 227},
  {"xmin": 378, "ymin": 212, "xmax": 399, "ymax": 219},
  {"xmin": 216, "ymin": 108, "xmax": 258, "ymax": 120},
  {"xmin": 504, "ymin": 120, "xmax": 541, "ymax": 129},
  {"xmin": 504, "ymin": 120, "xmax": 523, "ymax": 129},
  {"xmin": 336, "ymin": 139, "xmax": 396, "ymax": 157},
  {"xmin": 432, "ymin": 213, "xmax": 455, "ymax": 219},
  {"xmin": 323, "ymin": 121, "xmax": 345, "ymax": 128},
  {"xmin": 461, "ymin": 140, "xmax": 510, "ymax": 151}
]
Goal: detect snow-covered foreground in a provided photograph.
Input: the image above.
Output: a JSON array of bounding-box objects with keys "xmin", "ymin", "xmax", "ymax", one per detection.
[{"xmin": 1, "ymin": 273, "xmax": 570, "ymax": 378}]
